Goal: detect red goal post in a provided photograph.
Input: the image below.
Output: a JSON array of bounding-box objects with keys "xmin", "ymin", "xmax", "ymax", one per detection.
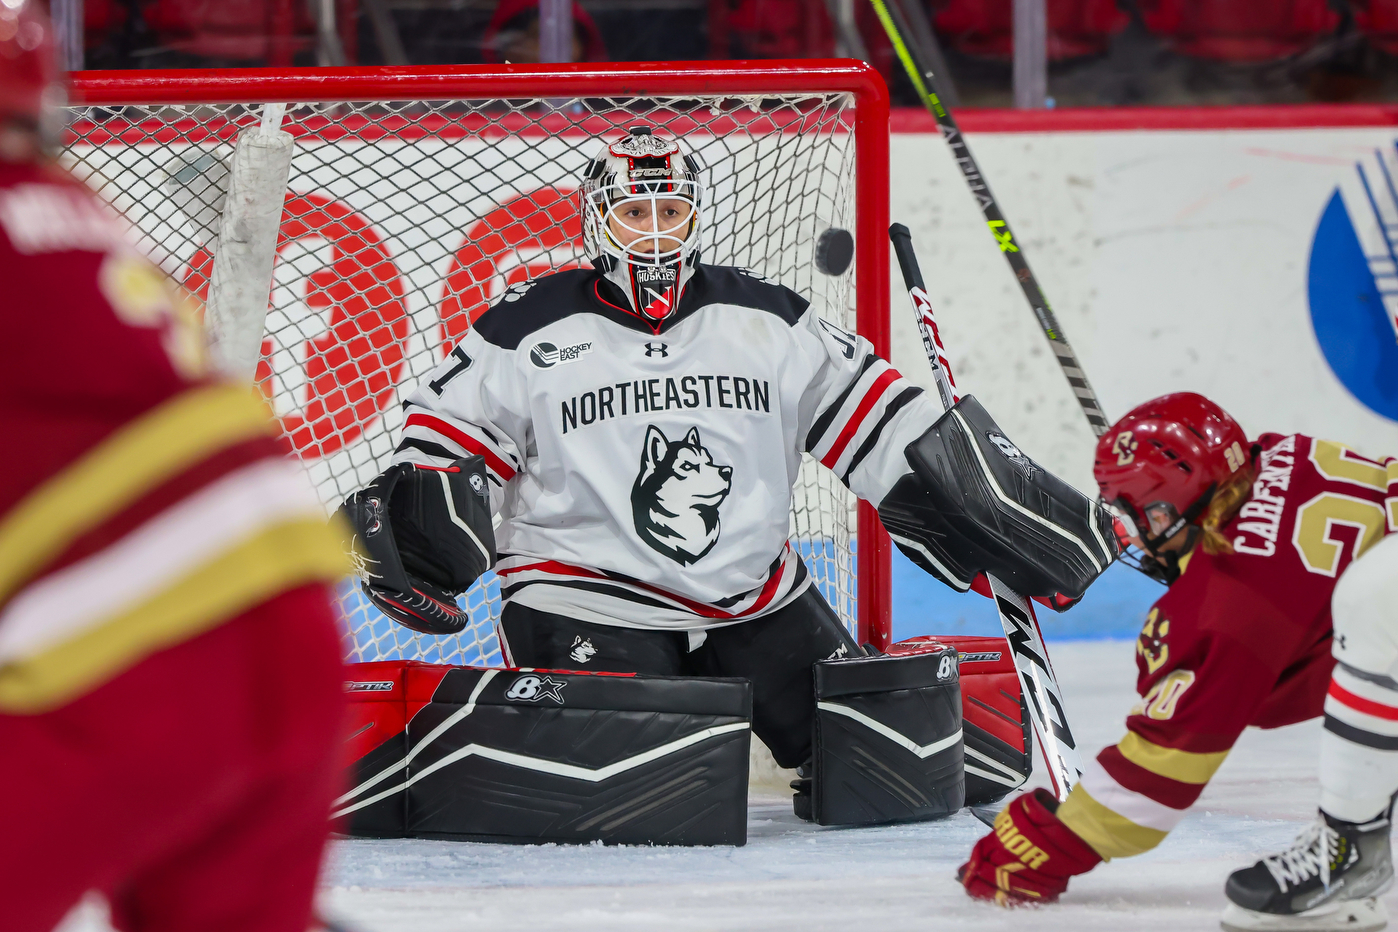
[{"xmin": 64, "ymin": 60, "xmax": 894, "ymax": 653}]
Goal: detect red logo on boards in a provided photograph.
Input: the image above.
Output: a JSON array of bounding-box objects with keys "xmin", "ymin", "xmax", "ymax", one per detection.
[
  {"xmin": 182, "ymin": 187, "xmax": 580, "ymax": 460},
  {"xmin": 439, "ymin": 186, "xmax": 586, "ymax": 352}
]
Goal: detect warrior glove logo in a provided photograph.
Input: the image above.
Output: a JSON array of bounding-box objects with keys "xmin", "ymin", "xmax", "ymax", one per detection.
[
  {"xmin": 505, "ymin": 673, "xmax": 567, "ymax": 703},
  {"xmin": 631, "ymin": 425, "xmax": 732, "ymax": 565}
]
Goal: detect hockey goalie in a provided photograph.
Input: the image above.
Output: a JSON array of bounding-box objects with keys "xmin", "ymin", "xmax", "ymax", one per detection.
[{"xmin": 341, "ymin": 126, "xmax": 1117, "ymax": 820}]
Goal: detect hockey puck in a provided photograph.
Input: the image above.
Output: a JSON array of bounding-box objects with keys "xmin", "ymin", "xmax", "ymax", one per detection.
[{"xmin": 815, "ymin": 227, "xmax": 854, "ymax": 276}]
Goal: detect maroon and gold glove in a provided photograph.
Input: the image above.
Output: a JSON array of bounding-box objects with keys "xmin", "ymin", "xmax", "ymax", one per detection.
[{"xmin": 958, "ymin": 789, "xmax": 1103, "ymax": 905}]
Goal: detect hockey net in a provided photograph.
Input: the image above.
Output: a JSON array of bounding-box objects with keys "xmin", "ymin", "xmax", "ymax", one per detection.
[{"xmin": 61, "ymin": 63, "xmax": 890, "ymax": 667}]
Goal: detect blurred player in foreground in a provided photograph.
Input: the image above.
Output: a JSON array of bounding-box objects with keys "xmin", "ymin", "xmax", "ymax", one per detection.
[
  {"xmin": 958, "ymin": 392, "xmax": 1398, "ymax": 932},
  {"xmin": 0, "ymin": 4, "xmax": 350, "ymax": 929}
]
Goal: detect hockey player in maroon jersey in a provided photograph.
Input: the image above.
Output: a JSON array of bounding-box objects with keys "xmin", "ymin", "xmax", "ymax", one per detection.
[
  {"xmin": 958, "ymin": 392, "xmax": 1398, "ymax": 931},
  {"xmin": 0, "ymin": 4, "xmax": 350, "ymax": 930}
]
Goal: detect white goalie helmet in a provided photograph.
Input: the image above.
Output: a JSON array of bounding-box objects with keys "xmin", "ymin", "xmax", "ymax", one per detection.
[{"xmin": 581, "ymin": 126, "xmax": 704, "ymax": 321}]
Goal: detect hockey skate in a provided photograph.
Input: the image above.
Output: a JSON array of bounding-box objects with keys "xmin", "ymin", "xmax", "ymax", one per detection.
[{"xmin": 1220, "ymin": 810, "xmax": 1393, "ymax": 932}]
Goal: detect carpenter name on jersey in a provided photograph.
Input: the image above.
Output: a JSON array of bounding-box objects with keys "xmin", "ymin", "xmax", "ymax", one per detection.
[
  {"xmin": 393, "ymin": 264, "xmax": 939, "ymax": 631},
  {"xmin": 1056, "ymin": 433, "xmax": 1396, "ymax": 861}
]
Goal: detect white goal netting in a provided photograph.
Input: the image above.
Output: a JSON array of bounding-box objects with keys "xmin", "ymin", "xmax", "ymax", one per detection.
[{"xmin": 61, "ymin": 85, "xmax": 864, "ymax": 667}]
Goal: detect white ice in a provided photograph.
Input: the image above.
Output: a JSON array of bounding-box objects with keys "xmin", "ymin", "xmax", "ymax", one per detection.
[{"xmin": 58, "ymin": 640, "xmax": 1397, "ymax": 932}]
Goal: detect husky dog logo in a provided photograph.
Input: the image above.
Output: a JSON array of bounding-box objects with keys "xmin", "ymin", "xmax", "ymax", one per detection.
[
  {"xmin": 568, "ymin": 636, "xmax": 597, "ymax": 664},
  {"xmin": 631, "ymin": 425, "xmax": 733, "ymax": 565}
]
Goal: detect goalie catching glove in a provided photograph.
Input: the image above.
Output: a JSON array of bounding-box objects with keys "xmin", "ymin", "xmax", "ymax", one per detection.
[
  {"xmin": 878, "ymin": 395, "xmax": 1118, "ymax": 600},
  {"xmin": 338, "ymin": 456, "xmax": 495, "ymax": 635}
]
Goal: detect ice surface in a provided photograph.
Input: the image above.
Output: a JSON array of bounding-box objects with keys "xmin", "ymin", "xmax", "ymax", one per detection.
[{"xmin": 57, "ymin": 640, "xmax": 1396, "ymax": 932}]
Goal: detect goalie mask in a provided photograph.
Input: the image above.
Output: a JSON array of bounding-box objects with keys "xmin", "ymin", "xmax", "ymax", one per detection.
[{"xmin": 581, "ymin": 126, "xmax": 703, "ymax": 321}]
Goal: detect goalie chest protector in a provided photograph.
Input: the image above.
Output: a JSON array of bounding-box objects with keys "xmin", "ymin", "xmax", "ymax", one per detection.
[
  {"xmin": 337, "ymin": 661, "xmax": 752, "ymax": 846},
  {"xmin": 811, "ymin": 645, "xmax": 965, "ymax": 825}
]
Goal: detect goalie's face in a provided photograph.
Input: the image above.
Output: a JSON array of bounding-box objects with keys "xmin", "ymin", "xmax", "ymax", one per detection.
[{"xmin": 603, "ymin": 193, "xmax": 698, "ymax": 258}]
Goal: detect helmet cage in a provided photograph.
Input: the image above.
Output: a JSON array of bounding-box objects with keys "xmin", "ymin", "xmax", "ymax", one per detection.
[
  {"xmin": 581, "ymin": 128, "xmax": 705, "ymax": 320},
  {"xmin": 1103, "ymin": 484, "xmax": 1215, "ymax": 586},
  {"xmin": 587, "ymin": 177, "xmax": 702, "ymax": 263}
]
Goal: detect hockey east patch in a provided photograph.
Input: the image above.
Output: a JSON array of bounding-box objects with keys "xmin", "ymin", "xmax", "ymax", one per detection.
[{"xmin": 631, "ymin": 425, "xmax": 732, "ymax": 565}]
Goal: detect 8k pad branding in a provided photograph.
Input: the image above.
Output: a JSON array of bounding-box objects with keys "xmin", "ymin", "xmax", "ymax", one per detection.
[{"xmin": 505, "ymin": 674, "xmax": 567, "ymax": 703}]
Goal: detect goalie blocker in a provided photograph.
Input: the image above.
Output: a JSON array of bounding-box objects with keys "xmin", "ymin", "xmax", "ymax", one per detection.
[
  {"xmin": 879, "ymin": 395, "xmax": 1118, "ymax": 599},
  {"xmin": 338, "ymin": 456, "xmax": 495, "ymax": 635}
]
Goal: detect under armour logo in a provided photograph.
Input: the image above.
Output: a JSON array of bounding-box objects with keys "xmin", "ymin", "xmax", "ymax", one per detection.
[{"xmin": 645, "ymin": 342, "xmax": 669, "ymax": 357}]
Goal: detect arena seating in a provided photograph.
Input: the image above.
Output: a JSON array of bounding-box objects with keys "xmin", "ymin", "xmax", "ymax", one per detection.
[
  {"xmin": 1352, "ymin": 0, "xmax": 1398, "ymax": 56},
  {"xmin": 709, "ymin": 0, "xmax": 836, "ymax": 60},
  {"xmin": 931, "ymin": 0, "xmax": 1127, "ymax": 60},
  {"xmin": 1137, "ymin": 0, "xmax": 1340, "ymax": 61},
  {"xmin": 135, "ymin": 0, "xmax": 356, "ymax": 65}
]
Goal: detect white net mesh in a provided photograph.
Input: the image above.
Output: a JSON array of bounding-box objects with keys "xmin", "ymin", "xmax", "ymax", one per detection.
[{"xmin": 61, "ymin": 88, "xmax": 862, "ymax": 667}]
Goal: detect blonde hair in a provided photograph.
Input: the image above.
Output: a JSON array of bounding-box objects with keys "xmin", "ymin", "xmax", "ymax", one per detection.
[{"xmin": 1199, "ymin": 465, "xmax": 1257, "ymax": 556}]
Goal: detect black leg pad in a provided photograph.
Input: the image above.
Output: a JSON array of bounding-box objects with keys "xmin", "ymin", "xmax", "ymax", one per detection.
[
  {"xmin": 337, "ymin": 662, "xmax": 753, "ymax": 846},
  {"xmin": 811, "ymin": 646, "xmax": 965, "ymax": 826}
]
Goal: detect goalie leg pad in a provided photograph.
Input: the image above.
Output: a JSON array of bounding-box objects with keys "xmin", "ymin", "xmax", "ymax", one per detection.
[
  {"xmin": 336, "ymin": 662, "xmax": 753, "ymax": 846},
  {"xmin": 894, "ymin": 635, "xmax": 1032, "ymax": 807},
  {"xmin": 811, "ymin": 645, "xmax": 965, "ymax": 825},
  {"xmin": 878, "ymin": 395, "xmax": 1118, "ymax": 599}
]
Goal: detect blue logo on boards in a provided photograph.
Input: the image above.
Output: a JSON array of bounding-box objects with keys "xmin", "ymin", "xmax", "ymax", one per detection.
[{"xmin": 1307, "ymin": 150, "xmax": 1398, "ymax": 422}]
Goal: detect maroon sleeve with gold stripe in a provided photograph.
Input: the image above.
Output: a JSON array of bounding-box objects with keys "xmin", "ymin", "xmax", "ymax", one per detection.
[
  {"xmin": 1056, "ymin": 432, "xmax": 1388, "ymax": 860},
  {"xmin": 0, "ymin": 162, "xmax": 347, "ymax": 714}
]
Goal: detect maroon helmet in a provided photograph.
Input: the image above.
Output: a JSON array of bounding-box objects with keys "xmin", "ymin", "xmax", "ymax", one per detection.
[
  {"xmin": 0, "ymin": 0, "xmax": 58, "ymax": 133},
  {"xmin": 1094, "ymin": 392, "xmax": 1250, "ymax": 582}
]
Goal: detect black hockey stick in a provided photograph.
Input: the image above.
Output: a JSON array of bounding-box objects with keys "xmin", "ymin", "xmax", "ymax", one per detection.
[
  {"xmin": 866, "ymin": 0, "xmax": 1110, "ymax": 437},
  {"xmin": 890, "ymin": 223, "xmax": 1084, "ymax": 804}
]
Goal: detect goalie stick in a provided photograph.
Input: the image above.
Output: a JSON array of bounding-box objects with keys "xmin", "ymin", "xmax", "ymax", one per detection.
[
  {"xmin": 866, "ymin": 0, "xmax": 1110, "ymax": 438},
  {"xmin": 889, "ymin": 222, "xmax": 1084, "ymax": 804}
]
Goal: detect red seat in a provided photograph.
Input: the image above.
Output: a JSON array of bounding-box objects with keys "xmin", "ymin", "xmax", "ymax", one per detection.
[
  {"xmin": 139, "ymin": 0, "xmax": 318, "ymax": 63},
  {"xmin": 932, "ymin": 0, "xmax": 1128, "ymax": 60},
  {"xmin": 84, "ymin": 0, "xmax": 128, "ymax": 49},
  {"xmin": 1353, "ymin": 0, "xmax": 1398, "ymax": 55},
  {"xmin": 1137, "ymin": 0, "xmax": 1339, "ymax": 61},
  {"xmin": 714, "ymin": 0, "xmax": 835, "ymax": 59}
]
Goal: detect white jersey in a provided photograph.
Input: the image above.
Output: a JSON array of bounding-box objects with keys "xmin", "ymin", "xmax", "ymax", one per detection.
[{"xmin": 392, "ymin": 265, "xmax": 942, "ymax": 631}]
